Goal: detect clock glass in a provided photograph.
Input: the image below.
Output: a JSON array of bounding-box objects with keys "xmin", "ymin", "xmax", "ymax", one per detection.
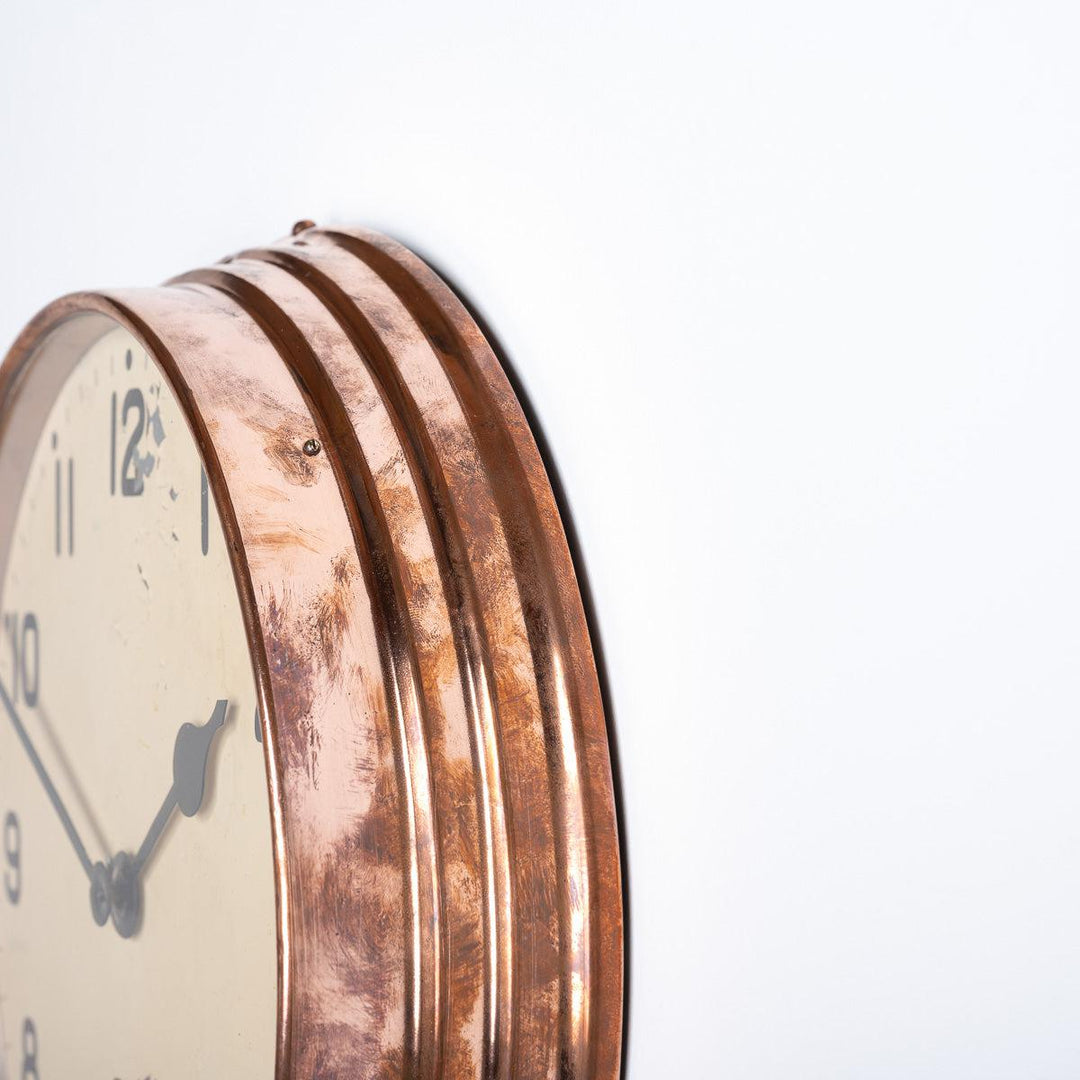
[{"xmin": 0, "ymin": 319, "xmax": 277, "ymax": 1077}]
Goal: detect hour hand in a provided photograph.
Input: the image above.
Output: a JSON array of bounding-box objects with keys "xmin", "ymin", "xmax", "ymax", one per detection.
[
  {"xmin": 107, "ymin": 699, "xmax": 228, "ymax": 939},
  {"xmin": 135, "ymin": 698, "xmax": 228, "ymax": 871},
  {"xmin": 173, "ymin": 697, "xmax": 229, "ymax": 819}
]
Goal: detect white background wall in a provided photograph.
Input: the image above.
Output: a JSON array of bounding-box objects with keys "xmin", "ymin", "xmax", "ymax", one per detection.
[{"xmin": 4, "ymin": 3, "xmax": 1080, "ymax": 1076}]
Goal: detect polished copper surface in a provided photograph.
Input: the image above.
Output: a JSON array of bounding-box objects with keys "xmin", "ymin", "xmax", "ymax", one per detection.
[{"xmin": 0, "ymin": 227, "xmax": 624, "ymax": 1079}]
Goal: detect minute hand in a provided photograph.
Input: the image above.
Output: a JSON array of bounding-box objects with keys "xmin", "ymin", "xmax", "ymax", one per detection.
[
  {"xmin": 0, "ymin": 674, "xmax": 94, "ymax": 879},
  {"xmin": 135, "ymin": 699, "xmax": 228, "ymax": 873}
]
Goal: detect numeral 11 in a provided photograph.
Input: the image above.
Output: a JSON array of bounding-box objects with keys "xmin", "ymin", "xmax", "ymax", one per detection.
[{"xmin": 52, "ymin": 432, "xmax": 73, "ymax": 557}]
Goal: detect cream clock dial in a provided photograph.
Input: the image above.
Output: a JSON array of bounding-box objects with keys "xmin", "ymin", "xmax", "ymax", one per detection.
[{"xmin": 0, "ymin": 326, "xmax": 277, "ymax": 1077}]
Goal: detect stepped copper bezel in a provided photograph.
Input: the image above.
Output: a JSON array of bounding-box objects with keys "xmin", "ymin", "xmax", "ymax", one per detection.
[{"xmin": 0, "ymin": 226, "xmax": 624, "ymax": 1079}]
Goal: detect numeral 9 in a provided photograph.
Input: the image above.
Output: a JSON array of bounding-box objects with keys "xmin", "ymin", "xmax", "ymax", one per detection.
[
  {"xmin": 22, "ymin": 1017, "xmax": 38, "ymax": 1080},
  {"xmin": 4, "ymin": 810, "xmax": 21, "ymax": 904}
]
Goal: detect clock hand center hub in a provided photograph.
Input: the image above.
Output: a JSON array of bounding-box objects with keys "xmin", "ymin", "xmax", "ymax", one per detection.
[{"xmin": 107, "ymin": 851, "xmax": 141, "ymax": 940}]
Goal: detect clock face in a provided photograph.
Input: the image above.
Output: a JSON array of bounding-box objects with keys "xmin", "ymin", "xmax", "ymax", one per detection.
[{"xmin": 0, "ymin": 323, "xmax": 277, "ymax": 1077}]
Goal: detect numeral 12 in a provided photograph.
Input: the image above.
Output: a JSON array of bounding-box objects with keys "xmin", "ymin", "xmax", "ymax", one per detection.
[{"xmin": 111, "ymin": 387, "xmax": 146, "ymax": 497}]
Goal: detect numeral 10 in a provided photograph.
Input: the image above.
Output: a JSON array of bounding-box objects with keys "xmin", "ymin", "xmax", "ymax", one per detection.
[{"xmin": 3, "ymin": 612, "xmax": 39, "ymax": 708}]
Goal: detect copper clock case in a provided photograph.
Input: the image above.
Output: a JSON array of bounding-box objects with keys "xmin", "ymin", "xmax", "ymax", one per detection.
[{"xmin": 0, "ymin": 226, "xmax": 624, "ymax": 1079}]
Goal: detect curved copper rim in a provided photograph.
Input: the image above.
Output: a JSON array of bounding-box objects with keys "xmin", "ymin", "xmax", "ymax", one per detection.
[{"xmin": 0, "ymin": 227, "xmax": 624, "ymax": 1080}]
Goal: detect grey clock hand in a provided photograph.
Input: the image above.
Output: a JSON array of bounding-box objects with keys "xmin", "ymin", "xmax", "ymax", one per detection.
[
  {"xmin": 99, "ymin": 699, "xmax": 230, "ymax": 940},
  {"xmin": 0, "ymin": 674, "xmax": 95, "ymax": 879},
  {"xmin": 134, "ymin": 698, "xmax": 228, "ymax": 873},
  {"xmin": 107, "ymin": 699, "xmax": 229, "ymax": 940}
]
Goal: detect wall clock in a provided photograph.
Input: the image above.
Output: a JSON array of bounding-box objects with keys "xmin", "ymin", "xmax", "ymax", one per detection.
[{"xmin": 0, "ymin": 225, "xmax": 624, "ymax": 1079}]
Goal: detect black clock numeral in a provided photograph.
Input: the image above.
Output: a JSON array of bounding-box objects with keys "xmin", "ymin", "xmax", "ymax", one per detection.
[
  {"xmin": 112, "ymin": 388, "xmax": 147, "ymax": 497},
  {"xmin": 21, "ymin": 1017, "xmax": 38, "ymax": 1080},
  {"xmin": 201, "ymin": 465, "xmax": 210, "ymax": 556},
  {"xmin": 4, "ymin": 811, "xmax": 21, "ymax": 905},
  {"xmin": 4, "ymin": 613, "xmax": 40, "ymax": 708},
  {"xmin": 111, "ymin": 385, "xmax": 148, "ymax": 498},
  {"xmin": 110, "ymin": 389, "xmax": 117, "ymax": 496},
  {"xmin": 51, "ymin": 433, "xmax": 73, "ymax": 558}
]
